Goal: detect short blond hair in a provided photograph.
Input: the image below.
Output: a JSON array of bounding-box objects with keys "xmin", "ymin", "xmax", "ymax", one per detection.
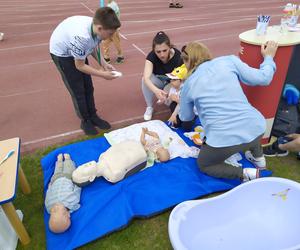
[{"xmin": 182, "ymin": 42, "xmax": 212, "ymax": 76}]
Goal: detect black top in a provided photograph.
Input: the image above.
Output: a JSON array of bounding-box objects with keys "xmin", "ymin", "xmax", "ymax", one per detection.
[{"xmin": 146, "ymin": 48, "xmax": 183, "ymax": 75}]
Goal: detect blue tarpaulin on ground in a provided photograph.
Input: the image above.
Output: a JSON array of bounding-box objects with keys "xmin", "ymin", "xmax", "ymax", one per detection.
[{"xmin": 41, "ymin": 126, "xmax": 271, "ymax": 250}]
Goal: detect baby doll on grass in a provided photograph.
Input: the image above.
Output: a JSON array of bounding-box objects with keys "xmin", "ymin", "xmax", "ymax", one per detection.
[
  {"xmin": 140, "ymin": 127, "xmax": 170, "ymax": 162},
  {"xmin": 45, "ymin": 153, "xmax": 81, "ymax": 233}
]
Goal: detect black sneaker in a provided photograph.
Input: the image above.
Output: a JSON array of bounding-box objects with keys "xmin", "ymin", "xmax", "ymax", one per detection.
[
  {"xmin": 80, "ymin": 120, "xmax": 98, "ymax": 136},
  {"xmin": 90, "ymin": 114, "xmax": 111, "ymax": 130},
  {"xmin": 115, "ymin": 56, "xmax": 124, "ymax": 64},
  {"xmin": 263, "ymin": 141, "xmax": 289, "ymax": 157},
  {"xmin": 104, "ymin": 57, "xmax": 111, "ymax": 64}
]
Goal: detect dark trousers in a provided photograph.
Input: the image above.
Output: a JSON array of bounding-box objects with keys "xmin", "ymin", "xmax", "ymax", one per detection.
[
  {"xmin": 197, "ymin": 134, "xmax": 264, "ymax": 179},
  {"xmin": 169, "ymin": 101, "xmax": 194, "ymax": 131},
  {"xmin": 50, "ymin": 54, "xmax": 97, "ymax": 121}
]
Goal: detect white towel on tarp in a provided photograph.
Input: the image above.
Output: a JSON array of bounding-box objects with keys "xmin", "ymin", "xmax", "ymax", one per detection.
[{"xmin": 104, "ymin": 120, "xmax": 199, "ymax": 160}]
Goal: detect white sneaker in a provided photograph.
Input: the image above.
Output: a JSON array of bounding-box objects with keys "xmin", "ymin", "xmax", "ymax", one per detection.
[
  {"xmin": 243, "ymin": 168, "xmax": 260, "ymax": 182},
  {"xmin": 245, "ymin": 151, "xmax": 266, "ymax": 169},
  {"xmin": 143, "ymin": 107, "xmax": 153, "ymax": 121},
  {"xmin": 224, "ymin": 153, "xmax": 243, "ymax": 167}
]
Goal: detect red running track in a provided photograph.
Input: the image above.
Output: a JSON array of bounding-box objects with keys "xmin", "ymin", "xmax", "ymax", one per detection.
[{"xmin": 0, "ymin": 0, "xmax": 283, "ymax": 152}]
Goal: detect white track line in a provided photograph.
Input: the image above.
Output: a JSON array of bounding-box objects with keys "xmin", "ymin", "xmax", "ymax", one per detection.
[
  {"xmin": 21, "ymin": 110, "xmax": 169, "ymax": 146},
  {"xmin": 22, "ymin": 130, "xmax": 82, "ymax": 146},
  {"xmin": 0, "ymin": 33, "xmax": 238, "ymax": 69},
  {"xmin": 119, "ymin": 33, "xmax": 128, "ymax": 40},
  {"xmin": 0, "ymin": 2, "xmax": 84, "ymax": 7},
  {"xmin": 0, "ymin": 60, "xmax": 52, "ymax": 70},
  {"xmin": 80, "ymin": 2, "xmax": 94, "ymax": 14},
  {"xmin": 0, "ymin": 89, "xmax": 50, "ymax": 98},
  {"xmin": 120, "ymin": 6, "xmax": 281, "ymax": 23},
  {"xmin": 124, "ymin": 17, "xmax": 255, "ymax": 37},
  {"xmin": 9, "ymin": 30, "xmax": 53, "ymax": 37},
  {"xmin": 0, "ymin": 17, "xmax": 252, "ymax": 52},
  {"xmin": 0, "ymin": 72, "xmax": 143, "ymax": 98},
  {"xmin": 0, "ymin": 43, "xmax": 48, "ymax": 51},
  {"xmin": 132, "ymin": 44, "xmax": 146, "ymax": 55},
  {"xmin": 0, "ymin": 6, "xmax": 83, "ymax": 13},
  {"xmin": 4, "ymin": 22, "xmax": 57, "ymax": 26}
]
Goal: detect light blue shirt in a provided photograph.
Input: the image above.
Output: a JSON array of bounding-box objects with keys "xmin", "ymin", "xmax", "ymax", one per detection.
[
  {"xmin": 179, "ymin": 55, "xmax": 276, "ymax": 147},
  {"xmin": 45, "ymin": 177, "xmax": 81, "ymax": 214}
]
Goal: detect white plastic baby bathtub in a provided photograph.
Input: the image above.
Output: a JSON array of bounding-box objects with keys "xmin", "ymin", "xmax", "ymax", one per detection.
[{"xmin": 169, "ymin": 177, "xmax": 300, "ymax": 250}]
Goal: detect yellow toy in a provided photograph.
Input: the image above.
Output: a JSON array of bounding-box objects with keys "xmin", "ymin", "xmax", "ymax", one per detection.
[
  {"xmin": 192, "ymin": 133, "xmax": 203, "ymax": 146},
  {"xmin": 184, "ymin": 126, "xmax": 205, "ymax": 146},
  {"xmin": 166, "ymin": 64, "xmax": 187, "ymax": 80}
]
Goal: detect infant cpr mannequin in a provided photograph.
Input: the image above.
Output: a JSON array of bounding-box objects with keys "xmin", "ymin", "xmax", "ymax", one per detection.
[{"xmin": 72, "ymin": 140, "xmax": 147, "ymax": 185}]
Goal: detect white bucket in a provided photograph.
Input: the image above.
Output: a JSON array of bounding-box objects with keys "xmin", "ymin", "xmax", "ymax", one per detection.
[{"xmin": 0, "ymin": 207, "xmax": 23, "ymax": 250}]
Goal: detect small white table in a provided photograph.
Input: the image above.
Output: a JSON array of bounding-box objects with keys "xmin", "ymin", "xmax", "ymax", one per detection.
[{"xmin": 0, "ymin": 138, "xmax": 31, "ymax": 245}]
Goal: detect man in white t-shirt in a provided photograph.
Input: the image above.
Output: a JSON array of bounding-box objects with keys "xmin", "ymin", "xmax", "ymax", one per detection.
[{"xmin": 50, "ymin": 7, "xmax": 120, "ymax": 135}]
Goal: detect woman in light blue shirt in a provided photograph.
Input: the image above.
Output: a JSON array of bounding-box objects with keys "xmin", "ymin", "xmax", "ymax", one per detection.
[{"xmin": 179, "ymin": 41, "xmax": 278, "ymax": 181}]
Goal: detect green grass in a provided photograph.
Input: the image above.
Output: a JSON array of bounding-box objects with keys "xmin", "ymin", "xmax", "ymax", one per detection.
[{"xmin": 15, "ymin": 140, "xmax": 300, "ymax": 250}]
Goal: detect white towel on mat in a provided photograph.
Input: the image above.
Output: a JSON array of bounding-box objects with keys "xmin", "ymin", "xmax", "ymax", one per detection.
[{"xmin": 104, "ymin": 120, "xmax": 199, "ymax": 160}]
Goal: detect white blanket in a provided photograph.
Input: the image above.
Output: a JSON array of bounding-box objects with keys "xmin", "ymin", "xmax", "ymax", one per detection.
[{"xmin": 104, "ymin": 120, "xmax": 199, "ymax": 160}]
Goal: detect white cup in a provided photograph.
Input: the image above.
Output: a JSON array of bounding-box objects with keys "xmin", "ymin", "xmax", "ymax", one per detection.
[
  {"xmin": 280, "ymin": 17, "xmax": 289, "ymax": 34},
  {"xmin": 256, "ymin": 21, "xmax": 269, "ymax": 36},
  {"xmin": 0, "ymin": 33, "xmax": 4, "ymax": 41},
  {"xmin": 288, "ymin": 15, "xmax": 299, "ymax": 27}
]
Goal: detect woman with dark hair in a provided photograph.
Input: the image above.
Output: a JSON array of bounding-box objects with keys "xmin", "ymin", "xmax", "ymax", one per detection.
[
  {"xmin": 179, "ymin": 41, "xmax": 278, "ymax": 182},
  {"xmin": 141, "ymin": 31, "xmax": 183, "ymax": 120}
]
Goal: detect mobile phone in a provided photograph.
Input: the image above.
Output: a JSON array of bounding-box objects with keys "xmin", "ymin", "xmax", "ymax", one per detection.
[{"xmin": 278, "ymin": 136, "xmax": 293, "ymax": 145}]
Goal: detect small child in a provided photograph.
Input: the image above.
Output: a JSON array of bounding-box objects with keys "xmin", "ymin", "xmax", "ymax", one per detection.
[
  {"xmin": 45, "ymin": 154, "xmax": 81, "ymax": 233},
  {"xmin": 102, "ymin": 0, "xmax": 124, "ymax": 64},
  {"xmin": 140, "ymin": 127, "xmax": 170, "ymax": 162},
  {"xmin": 165, "ymin": 64, "xmax": 194, "ymax": 131},
  {"xmin": 169, "ymin": 1, "xmax": 183, "ymax": 8}
]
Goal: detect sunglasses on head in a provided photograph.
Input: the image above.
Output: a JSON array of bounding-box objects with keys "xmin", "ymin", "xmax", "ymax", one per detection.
[{"xmin": 181, "ymin": 45, "xmax": 188, "ymax": 58}]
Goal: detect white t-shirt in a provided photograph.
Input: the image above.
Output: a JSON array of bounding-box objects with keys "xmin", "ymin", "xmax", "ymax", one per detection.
[{"xmin": 49, "ymin": 16, "xmax": 101, "ymax": 60}]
